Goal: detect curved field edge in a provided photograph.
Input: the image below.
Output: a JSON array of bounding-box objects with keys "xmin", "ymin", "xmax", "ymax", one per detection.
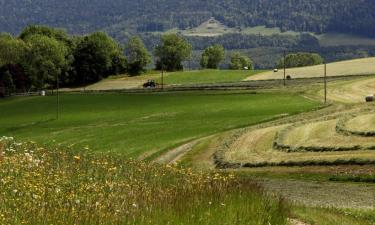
[
  {"xmin": 246, "ymin": 57, "xmax": 375, "ymax": 81},
  {"xmin": 275, "ymin": 119, "xmax": 375, "ymax": 152},
  {"xmin": 337, "ymin": 114, "xmax": 375, "ymax": 137},
  {"xmin": 202, "ymin": 106, "xmax": 375, "ymax": 169}
]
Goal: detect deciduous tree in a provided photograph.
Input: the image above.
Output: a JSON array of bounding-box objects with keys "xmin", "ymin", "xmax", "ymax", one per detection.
[
  {"xmin": 125, "ymin": 37, "xmax": 150, "ymax": 76},
  {"xmin": 154, "ymin": 34, "xmax": 192, "ymax": 71},
  {"xmin": 200, "ymin": 45, "xmax": 225, "ymax": 69}
]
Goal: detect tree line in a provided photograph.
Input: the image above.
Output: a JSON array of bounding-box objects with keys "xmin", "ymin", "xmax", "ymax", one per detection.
[
  {"xmin": 0, "ymin": 25, "xmax": 325, "ymax": 96},
  {"xmin": 2, "ymin": 0, "xmax": 375, "ymax": 38},
  {"xmin": 0, "ymin": 25, "xmax": 257, "ymax": 96}
]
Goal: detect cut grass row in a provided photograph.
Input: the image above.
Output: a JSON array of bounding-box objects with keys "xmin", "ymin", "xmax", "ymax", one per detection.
[
  {"xmin": 278, "ymin": 119, "xmax": 375, "ymax": 152},
  {"xmin": 215, "ymin": 125, "xmax": 375, "ymax": 168},
  {"xmin": 341, "ymin": 114, "xmax": 375, "ymax": 136},
  {"xmin": 0, "ymin": 91, "xmax": 318, "ymax": 158},
  {"xmin": 208, "ymin": 106, "xmax": 375, "ymax": 168}
]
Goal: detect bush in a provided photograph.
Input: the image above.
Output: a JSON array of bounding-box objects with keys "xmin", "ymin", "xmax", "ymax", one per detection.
[
  {"xmin": 277, "ymin": 52, "xmax": 323, "ymax": 69},
  {"xmin": 230, "ymin": 52, "xmax": 253, "ymax": 70},
  {"xmin": 200, "ymin": 44, "xmax": 225, "ymax": 69}
]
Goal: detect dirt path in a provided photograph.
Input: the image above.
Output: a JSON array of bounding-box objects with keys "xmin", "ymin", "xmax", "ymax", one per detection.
[
  {"xmin": 153, "ymin": 137, "xmax": 211, "ymax": 164},
  {"xmin": 288, "ymin": 218, "xmax": 311, "ymax": 225}
]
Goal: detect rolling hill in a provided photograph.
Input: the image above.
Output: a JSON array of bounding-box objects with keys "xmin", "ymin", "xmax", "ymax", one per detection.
[
  {"xmin": 1, "ymin": 0, "xmax": 375, "ymax": 38},
  {"xmin": 246, "ymin": 57, "xmax": 375, "ymax": 80}
]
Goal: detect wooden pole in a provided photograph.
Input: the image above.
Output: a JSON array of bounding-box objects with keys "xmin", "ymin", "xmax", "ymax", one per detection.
[
  {"xmin": 324, "ymin": 62, "xmax": 327, "ymax": 104},
  {"xmin": 56, "ymin": 74, "xmax": 60, "ymax": 120},
  {"xmin": 283, "ymin": 51, "xmax": 286, "ymax": 86}
]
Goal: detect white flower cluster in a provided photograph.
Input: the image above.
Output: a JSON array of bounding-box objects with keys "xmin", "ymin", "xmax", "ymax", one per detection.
[{"xmin": 0, "ymin": 136, "xmax": 23, "ymax": 154}]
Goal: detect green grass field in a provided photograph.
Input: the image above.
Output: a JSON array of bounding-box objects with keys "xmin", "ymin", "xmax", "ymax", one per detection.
[
  {"xmin": 159, "ymin": 70, "xmax": 264, "ymax": 85},
  {"xmin": 0, "ymin": 91, "xmax": 318, "ymax": 158}
]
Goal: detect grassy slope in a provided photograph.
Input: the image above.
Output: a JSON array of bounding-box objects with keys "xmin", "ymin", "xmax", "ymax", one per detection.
[
  {"xmin": 318, "ymin": 77, "xmax": 375, "ymax": 103},
  {"xmin": 0, "ymin": 91, "xmax": 318, "ymax": 158},
  {"xmin": 346, "ymin": 114, "xmax": 375, "ymax": 132},
  {"xmin": 246, "ymin": 57, "xmax": 375, "ymax": 81},
  {"xmin": 159, "ymin": 70, "xmax": 264, "ymax": 85},
  {"xmin": 0, "ymin": 138, "xmax": 289, "ymax": 225},
  {"xmin": 284, "ymin": 119, "xmax": 375, "ymax": 148},
  {"xmin": 76, "ymin": 70, "xmax": 264, "ymax": 91},
  {"xmin": 317, "ymin": 33, "xmax": 375, "ymax": 47},
  {"xmin": 292, "ymin": 207, "xmax": 375, "ymax": 225}
]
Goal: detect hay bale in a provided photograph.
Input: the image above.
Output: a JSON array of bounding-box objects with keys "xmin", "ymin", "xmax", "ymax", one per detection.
[{"xmin": 365, "ymin": 96, "xmax": 374, "ymax": 102}]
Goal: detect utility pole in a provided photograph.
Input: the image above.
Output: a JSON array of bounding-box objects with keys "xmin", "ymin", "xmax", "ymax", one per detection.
[
  {"xmin": 161, "ymin": 57, "xmax": 164, "ymax": 91},
  {"xmin": 324, "ymin": 62, "xmax": 327, "ymax": 104},
  {"xmin": 83, "ymin": 73, "xmax": 86, "ymax": 93},
  {"xmin": 161, "ymin": 66, "xmax": 164, "ymax": 90},
  {"xmin": 56, "ymin": 74, "xmax": 60, "ymax": 120},
  {"xmin": 283, "ymin": 50, "xmax": 286, "ymax": 86}
]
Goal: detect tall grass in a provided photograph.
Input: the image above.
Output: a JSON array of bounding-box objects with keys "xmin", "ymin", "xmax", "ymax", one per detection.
[{"xmin": 0, "ymin": 137, "xmax": 289, "ymax": 225}]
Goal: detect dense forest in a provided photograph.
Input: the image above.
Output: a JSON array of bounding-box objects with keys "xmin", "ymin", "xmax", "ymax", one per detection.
[{"xmin": 1, "ymin": 0, "xmax": 375, "ymax": 37}]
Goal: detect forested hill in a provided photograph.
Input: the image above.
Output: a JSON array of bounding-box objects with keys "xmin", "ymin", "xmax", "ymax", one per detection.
[{"xmin": 1, "ymin": 0, "xmax": 375, "ymax": 37}]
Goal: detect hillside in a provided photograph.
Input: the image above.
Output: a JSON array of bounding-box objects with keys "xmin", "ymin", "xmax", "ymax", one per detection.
[
  {"xmin": 1, "ymin": 0, "xmax": 375, "ymax": 38},
  {"xmin": 246, "ymin": 57, "xmax": 375, "ymax": 80}
]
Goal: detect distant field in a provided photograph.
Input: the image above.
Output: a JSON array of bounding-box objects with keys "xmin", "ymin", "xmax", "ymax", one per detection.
[
  {"xmin": 317, "ymin": 33, "xmax": 375, "ymax": 47},
  {"xmin": 241, "ymin": 26, "xmax": 299, "ymax": 36},
  {"xmin": 157, "ymin": 70, "xmax": 264, "ymax": 85},
  {"xmin": 73, "ymin": 70, "xmax": 263, "ymax": 91},
  {"xmin": 160, "ymin": 19, "xmax": 301, "ymax": 37},
  {"xmin": 0, "ymin": 92, "xmax": 318, "ymax": 158},
  {"xmin": 246, "ymin": 57, "xmax": 375, "ymax": 81}
]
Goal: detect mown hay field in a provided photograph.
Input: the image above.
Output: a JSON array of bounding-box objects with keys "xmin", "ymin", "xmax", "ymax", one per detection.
[
  {"xmin": 320, "ymin": 77, "xmax": 375, "ymax": 103},
  {"xmin": 282, "ymin": 120, "xmax": 375, "ymax": 149},
  {"xmin": 0, "ymin": 91, "xmax": 318, "ymax": 158},
  {"xmin": 0, "ymin": 137, "xmax": 289, "ymax": 225},
  {"xmin": 222, "ymin": 125, "xmax": 375, "ymax": 167},
  {"xmin": 213, "ymin": 105, "xmax": 375, "ymax": 168},
  {"xmin": 246, "ymin": 57, "xmax": 375, "ymax": 81},
  {"xmin": 346, "ymin": 114, "xmax": 375, "ymax": 134}
]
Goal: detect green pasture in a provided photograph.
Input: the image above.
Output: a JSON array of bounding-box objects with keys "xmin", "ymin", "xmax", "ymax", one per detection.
[{"xmin": 0, "ymin": 91, "xmax": 318, "ymax": 157}]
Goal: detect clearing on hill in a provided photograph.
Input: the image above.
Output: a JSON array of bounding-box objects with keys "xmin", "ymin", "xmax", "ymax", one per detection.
[
  {"xmin": 245, "ymin": 57, "xmax": 375, "ymax": 81},
  {"xmin": 183, "ymin": 17, "xmax": 237, "ymax": 37}
]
